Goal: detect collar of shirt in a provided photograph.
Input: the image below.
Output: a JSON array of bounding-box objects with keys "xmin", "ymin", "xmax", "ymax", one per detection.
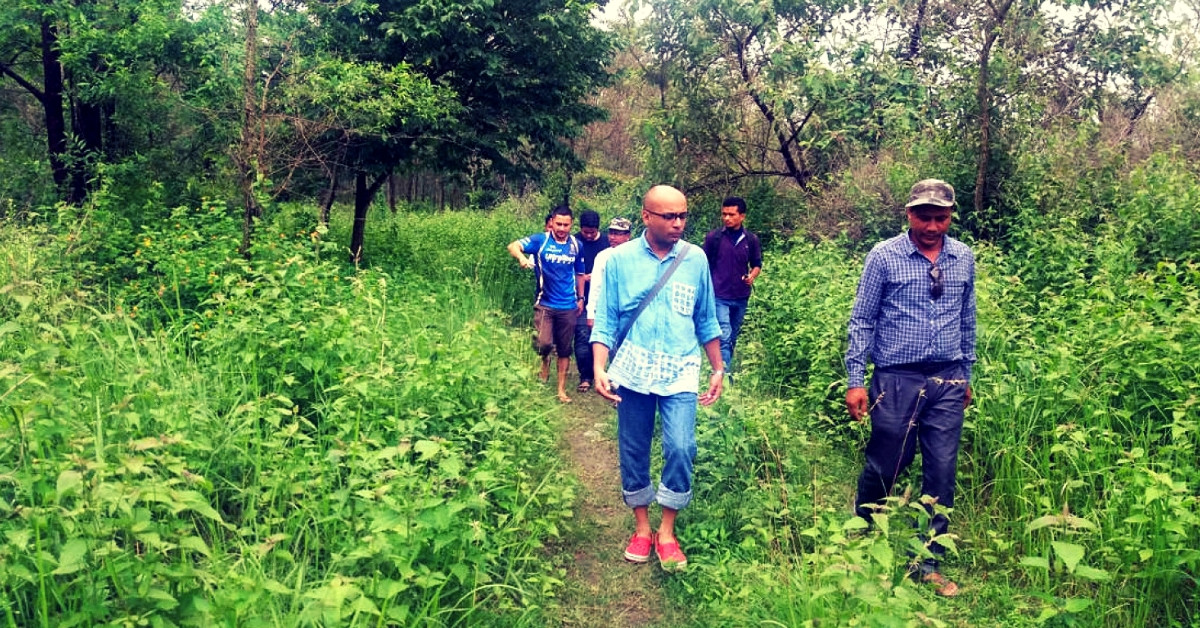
[
  {"xmin": 901, "ymin": 230, "xmax": 961, "ymax": 263},
  {"xmin": 637, "ymin": 234, "xmax": 687, "ymax": 260}
]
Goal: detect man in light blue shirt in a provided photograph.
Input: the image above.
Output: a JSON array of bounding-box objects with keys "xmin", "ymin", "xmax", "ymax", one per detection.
[
  {"xmin": 845, "ymin": 179, "xmax": 976, "ymax": 597},
  {"xmin": 592, "ymin": 185, "xmax": 724, "ymax": 572}
]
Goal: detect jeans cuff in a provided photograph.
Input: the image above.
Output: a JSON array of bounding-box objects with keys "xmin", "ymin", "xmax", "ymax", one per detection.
[
  {"xmin": 622, "ymin": 485, "xmax": 655, "ymax": 508},
  {"xmin": 656, "ymin": 483, "xmax": 692, "ymax": 510}
]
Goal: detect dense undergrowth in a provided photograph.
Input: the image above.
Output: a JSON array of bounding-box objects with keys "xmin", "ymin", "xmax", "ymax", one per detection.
[
  {"xmin": 673, "ymin": 149, "xmax": 1200, "ymax": 626},
  {"xmin": 0, "ymin": 198, "xmax": 571, "ymax": 627},
  {"xmin": 3, "ymin": 128, "xmax": 1200, "ymax": 627}
]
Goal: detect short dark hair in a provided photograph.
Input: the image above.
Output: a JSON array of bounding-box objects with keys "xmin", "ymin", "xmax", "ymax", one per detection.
[
  {"xmin": 550, "ymin": 205, "xmax": 573, "ymax": 219},
  {"xmin": 721, "ymin": 197, "xmax": 747, "ymax": 214},
  {"xmin": 579, "ymin": 209, "xmax": 601, "ymax": 228}
]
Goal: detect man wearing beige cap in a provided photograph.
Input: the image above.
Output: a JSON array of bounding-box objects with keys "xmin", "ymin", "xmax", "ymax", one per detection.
[
  {"xmin": 585, "ymin": 217, "xmax": 634, "ymax": 327},
  {"xmin": 844, "ymin": 179, "xmax": 976, "ymax": 597}
]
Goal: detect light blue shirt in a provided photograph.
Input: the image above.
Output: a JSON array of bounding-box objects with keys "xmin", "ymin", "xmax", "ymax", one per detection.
[
  {"xmin": 845, "ymin": 231, "xmax": 977, "ymax": 389},
  {"xmin": 591, "ymin": 236, "xmax": 721, "ymax": 396}
]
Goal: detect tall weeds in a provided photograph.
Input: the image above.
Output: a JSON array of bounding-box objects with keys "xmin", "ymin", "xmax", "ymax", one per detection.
[{"xmin": 0, "ymin": 198, "xmax": 568, "ymax": 627}]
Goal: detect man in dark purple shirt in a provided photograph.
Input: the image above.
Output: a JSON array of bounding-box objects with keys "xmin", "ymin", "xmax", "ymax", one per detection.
[{"xmin": 701, "ymin": 197, "xmax": 763, "ymax": 375}]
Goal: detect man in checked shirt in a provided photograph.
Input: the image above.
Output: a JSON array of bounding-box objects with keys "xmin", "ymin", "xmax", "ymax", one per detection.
[{"xmin": 844, "ymin": 179, "xmax": 976, "ymax": 597}]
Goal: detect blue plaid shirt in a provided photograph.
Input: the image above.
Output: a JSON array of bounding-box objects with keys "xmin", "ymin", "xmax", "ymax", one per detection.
[
  {"xmin": 591, "ymin": 237, "xmax": 721, "ymax": 396},
  {"xmin": 845, "ymin": 232, "xmax": 977, "ymax": 389}
]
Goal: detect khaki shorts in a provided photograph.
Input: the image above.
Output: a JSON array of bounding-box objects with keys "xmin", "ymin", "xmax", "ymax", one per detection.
[{"xmin": 533, "ymin": 305, "xmax": 578, "ymax": 358}]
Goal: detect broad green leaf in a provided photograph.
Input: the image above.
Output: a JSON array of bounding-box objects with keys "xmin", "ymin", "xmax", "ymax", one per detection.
[
  {"xmin": 53, "ymin": 539, "xmax": 89, "ymax": 575},
  {"xmin": 868, "ymin": 540, "xmax": 893, "ymax": 570},
  {"xmin": 178, "ymin": 536, "xmax": 211, "ymax": 557},
  {"xmin": 842, "ymin": 516, "xmax": 869, "ymax": 531},
  {"xmin": 1051, "ymin": 541, "xmax": 1085, "ymax": 573},
  {"xmin": 414, "ymin": 440, "xmax": 440, "ymax": 459},
  {"xmin": 5, "ymin": 529, "xmax": 31, "ymax": 549},
  {"xmin": 1063, "ymin": 598, "xmax": 1093, "ymax": 613},
  {"xmin": 262, "ymin": 578, "xmax": 292, "ymax": 594},
  {"xmin": 1073, "ymin": 565, "xmax": 1112, "ymax": 582},
  {"xmin": 1019, "ymin": 556, "xmax": 1050, "ymax": 571},
  {"xmin": 1026, "ymin": 515, "xmax": 1061, "ymax": 532},
  {"xmin": 56, "ymin": 470, "xmax": 84, "ymax": 500},
  {"xmin": 172, "ymin": 490, "xmax": 225, "ymax": 523}
]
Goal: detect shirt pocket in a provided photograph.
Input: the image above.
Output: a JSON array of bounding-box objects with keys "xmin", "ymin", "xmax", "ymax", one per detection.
[
  {"xmin": 940, "ymin": 265, "xmax": 970, "ymax": 301},
  {"xmin": 670, "ymin": 282, "xmax": 696, "ymax": 317}
]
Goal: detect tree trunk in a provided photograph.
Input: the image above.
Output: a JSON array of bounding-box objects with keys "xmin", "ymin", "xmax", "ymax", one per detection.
[
  {"xmin": 40, "ymin": 15, "xmax": 72, "ymax": 201},
  {"xmin": 320, "ymin": 167, "xmax": 338, "ymax": 225},
  {"xmin": 387, "ymin": 172, "xmax": 396, "ymax": 213},
  {"xmin": 70, "ymin": 97, "xmax": 104, "ymax": 201},
  {"xmin": 237, "ymin": 0, "xmax": 260, "ymax": 257},
  {"xmin": 974, "ymin": 0, "xmax": 1014, "ymax": 223},
  {"xmin": 349, "ymin": 170, "xmax": 389, "ymax": 265},
  {"xmin": 904, "ymin": 0, "xmax": 929, "ymax": 61}
]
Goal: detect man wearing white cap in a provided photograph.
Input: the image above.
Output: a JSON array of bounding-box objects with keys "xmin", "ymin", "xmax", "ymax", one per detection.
[{"xmin": 585, "ymin": 217, "xmax": 634, "ymax": 327}]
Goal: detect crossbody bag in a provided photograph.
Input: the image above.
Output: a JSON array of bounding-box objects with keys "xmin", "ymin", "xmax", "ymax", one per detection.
[{"xmin": 612, "ymin": 244, "xmax": 690, "ymax": 355}]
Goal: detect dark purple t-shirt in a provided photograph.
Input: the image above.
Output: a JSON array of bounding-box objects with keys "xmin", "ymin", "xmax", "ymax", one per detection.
[{"xmin": 702, "ymin": 227, "xmax": 762, "ymax": 300}]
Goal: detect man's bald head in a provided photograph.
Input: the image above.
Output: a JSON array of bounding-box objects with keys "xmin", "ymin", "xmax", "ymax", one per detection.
[
  {"xmin": 643, "ymin": 185, "xmax": 686, "ymax": 212},
  {"xmin": 641, "ymin": 185, "xmax": 688, "ymax": 252}
]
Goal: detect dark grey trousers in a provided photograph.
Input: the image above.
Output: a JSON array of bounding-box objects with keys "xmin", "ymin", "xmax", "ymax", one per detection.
[{"xmin": 854, "ymin": 362, "xmax": 968, "ymax": 568}]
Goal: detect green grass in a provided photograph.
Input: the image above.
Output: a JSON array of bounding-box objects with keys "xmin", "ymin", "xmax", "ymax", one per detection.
[
  {"xmin": 3, "ymin": 183, "xmax": 1199, "ymax": 627},
  {"xmin": 0, "ymin": 202, "xmax": 571, "ymax": 627}
]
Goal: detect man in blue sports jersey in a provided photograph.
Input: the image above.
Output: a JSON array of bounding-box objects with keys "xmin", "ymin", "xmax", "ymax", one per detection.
[
  {"xmin": 508, "ymin": 205, "xmax": 586, "ymax": 403},
  {"xmin": 845, "ymin": 179, "xmax": 976, "ymax": 597}
]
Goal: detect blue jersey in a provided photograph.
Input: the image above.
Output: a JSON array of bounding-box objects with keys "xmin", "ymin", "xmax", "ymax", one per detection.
[{"xmin": 520, "ymin": 232, "xmax": 584, "ymax": 310}]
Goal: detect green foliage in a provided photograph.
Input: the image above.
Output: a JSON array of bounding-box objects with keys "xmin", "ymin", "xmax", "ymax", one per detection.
[
  {"xmin": 732, "ymin": 185, "xmax": 1200, "ymax": 624},
  {"xmin": 0, "ymin": 208, "xmax": 573, "ymax": 627}
]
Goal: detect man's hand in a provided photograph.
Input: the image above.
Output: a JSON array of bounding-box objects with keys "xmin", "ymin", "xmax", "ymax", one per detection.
[
  {"xmin": 520, "ymin": 256, "xmax": 535, "ymax": 270},
  {"xmin": 595, "ymin": 369, "xmax": 621, "ymax": 403},
  {"xmin": 846, "ymin": 387, "xmax": 868, "ymax": 422},
  {"xmin": 964, "ymin": 385, "xmax": 972, "ymax": 409},
  {"xmin": 698, "ymin": 371, "xmax": 723, "ymax": 406}
]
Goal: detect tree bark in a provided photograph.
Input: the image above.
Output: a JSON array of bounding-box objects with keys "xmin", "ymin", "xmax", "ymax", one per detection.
[
  {"xmin": 386, "ymin": 172, "xmax": 396, "ymax": 213},
  {"xmin": 349, "ymin": 170, "xmax": 389, "ymax": 265},
  {"xmin": 974, "ymin": 0, "xmax": 1014, "ymax": 222},
  {"xmin": 70, "ymin": 96, "xmax": 104, "ymax": 201},
  {"xmin": 904, "ymin": 0, "xmax": 929, "ymax": 61},
  {"xmin": 237, "ymin": 0, "xmax": 260, "ymax": 257},
  {"xmin": 320, "ymin": 167, "xmax": 338, "ymax": 226},
  {"xmin": 733, "ymin": 27, "xmax": 810, "ymax": 188},
  {"xmin": 39, "ymin": 15, "xmax": 72, "ymax": 201}
]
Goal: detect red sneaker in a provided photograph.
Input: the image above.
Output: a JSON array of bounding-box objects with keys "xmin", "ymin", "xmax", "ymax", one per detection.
[
  {"xmin": 655, "ymin": 536, "xmax": 687, "ymax": 572},
  {"xmin": 623, "ymin": 534, "xmax": 653, "ymax": 563}
]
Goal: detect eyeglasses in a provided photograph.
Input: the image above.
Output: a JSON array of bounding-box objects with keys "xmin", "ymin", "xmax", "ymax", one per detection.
[
  {"xmin": 929, "ymin": 265, "xmax": 943, "ymax": 300},
  {"xmin": 646, "ymin": 210, "xmax": 688, "ymax": 222}
]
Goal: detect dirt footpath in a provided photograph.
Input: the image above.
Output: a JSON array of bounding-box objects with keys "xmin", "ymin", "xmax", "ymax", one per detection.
[{"xmin": 550, "ymin": 386, "xmax": 689, "ymax": 627}]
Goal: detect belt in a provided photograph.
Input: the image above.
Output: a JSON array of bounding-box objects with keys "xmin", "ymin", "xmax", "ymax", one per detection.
[{"xmin": 877, "ymin": 361, "xmax": 959, "ymax": 376}]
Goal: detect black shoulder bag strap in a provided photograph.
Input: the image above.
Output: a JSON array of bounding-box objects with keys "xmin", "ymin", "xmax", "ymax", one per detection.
[{"xmin": 613, "ymin": 243, "xmax": 690, "ymax": 354}]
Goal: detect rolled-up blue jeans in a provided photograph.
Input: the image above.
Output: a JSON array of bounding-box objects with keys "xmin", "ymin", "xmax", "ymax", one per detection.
[
  {"xmin": 617, "ymin": 388, "xmax": 697, "ymax": 511},
  {"xmin": 854, "ymin": 362, "xmax": 967, "ymax": 567},
  {"xmin": 714, "ymin": 297, "xmax": 749, "ymax": 370}
]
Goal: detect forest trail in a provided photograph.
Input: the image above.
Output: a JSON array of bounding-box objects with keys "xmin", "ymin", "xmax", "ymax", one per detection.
[{"xmin": 549, "ymin": 378, "xmax": 688, "ymax": 627}]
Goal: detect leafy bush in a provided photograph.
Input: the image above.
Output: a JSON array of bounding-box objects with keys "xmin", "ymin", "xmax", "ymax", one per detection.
[{"xmin": 0, "ymin": 207, "xmax": 574, "ymax": 627}]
